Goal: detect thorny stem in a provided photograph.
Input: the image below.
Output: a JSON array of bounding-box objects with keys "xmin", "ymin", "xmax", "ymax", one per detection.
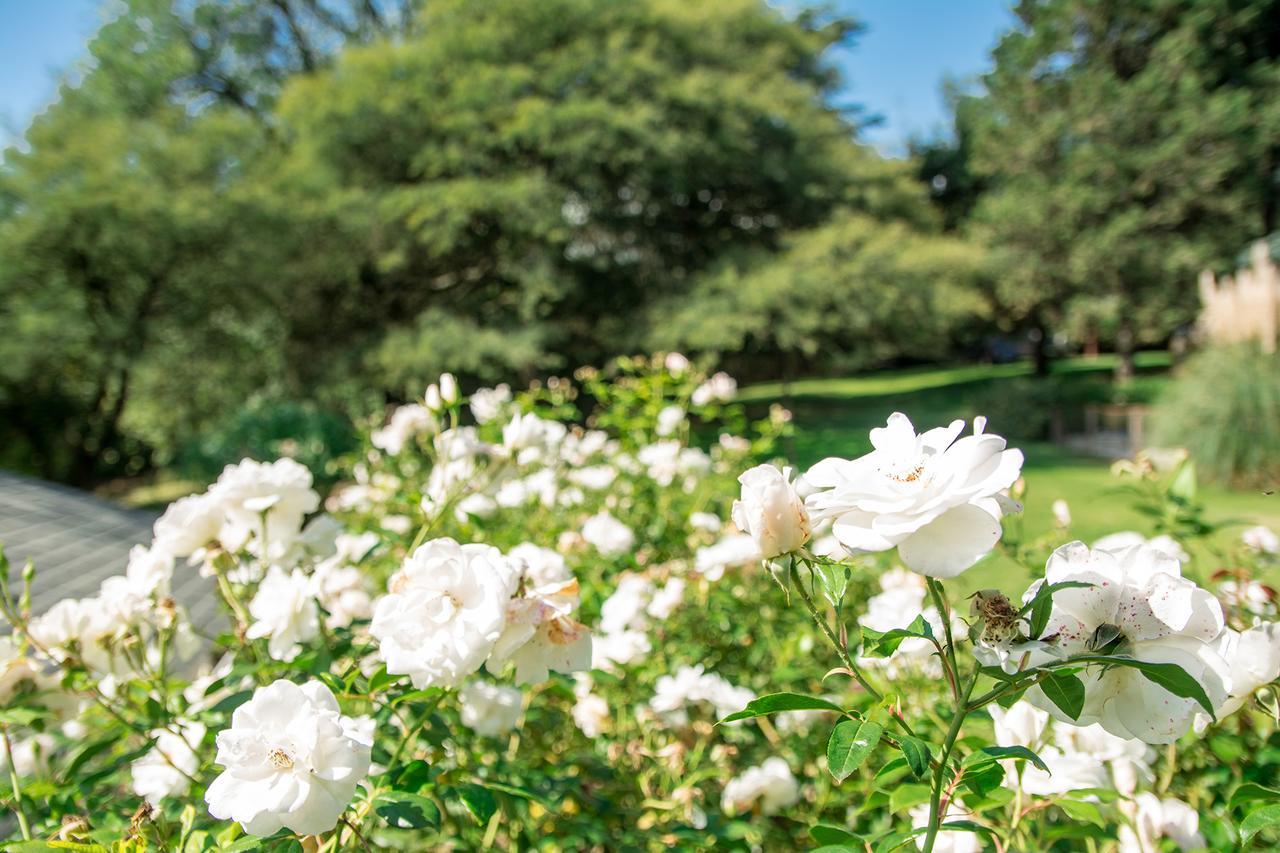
[{"xmin": 790, "ymin": 559, "xmax": 881, "ymax": 702}]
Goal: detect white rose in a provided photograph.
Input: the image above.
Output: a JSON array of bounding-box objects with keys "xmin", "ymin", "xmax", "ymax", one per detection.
[
  {"xmin": 581, "ymin": 512, "xmax": 635, "ymax": 557},
  {"xmin": 131, "ymin": 721, "xmax": 205, "ymax": 804},
  {"xmin": 370, "ymin": 538, "xmax": 516, "ymax": 689},
  {"xmin": 1095, "ymin": 531, "xmax": 1189, "ymax": 564},
  {"xmin": 310, "ymin": 560, "xmax": 373, "ymax": 630},
  {"xmin": 371, "ymin": 403, "xmax": 436, "ymax": 456},
  {"xmin": 655, "ymin": 405, "xmax": 685, "ymax": 437},
  {"xmin": 720, "ymin": 757, "xmax": 798, "ymax": 816},
  {"xmin": 1119, "ymin": 793, "xmax": 1204, "ymax": 853},
  {"xmin": 664, "ymin": 352, "xmax": 690, "ymax": 375},
  {"xmin": 209, "ymin": 458, "xmax": 320, "ymax": 557},
  {"xmin": 689, "ymin": 512, "xmax": 722, "ymax": 534},
  {"xmin": 439, "ymin": 372, "xmax": 459, "ymax": 404},
  {"xmin": 205, "ymin": 680, "xmax": 372, "ymax": 836},
  {"xmin": 804, "ymin": 413, "xmax": 1023, "ymax": 578},
  {"xmin": 245, "ymin": 566, "xmax": 320, "ymax": 662},
  {"xmin": 1205, "ymin": 622, "xmax": 1280, "ymax": 720},
  {"xmin": 152, "ymin": 492, "xmax": 224, "ymax": 558},
  {"xmin": 468, "ymin": 384, "xmax": 512, "ymax": 424},
  {"xmin": 458, "ymin": 681, "xmax": 523, "ymax": 736},
  {"xmin": 732, "ymin": 464, "xmax": 810, "ymax": 559},
  {"xmin": 694, "ymin": 534, "xmax": 762, "ymax": 581},
  {"xmin": 1243, "ymin": 524, "xmax": 1280, "ymax": 555},
  {"xmin": 572, "ymin": 679, "xmax": 610, "ymax": 737},
  {"xmin": 692, "ymin": 371, "xmax": 736, "ymax": 407},
  {"xmin": 988, "ymin": 701, "xmax": 1048, "ymax": 749},
  {"xmin": 1024, "ymin": 542, "xmax": 1229, "ymax": 743},
  {"xmin": 909, "ymin": 799, "xmax": 981, "ymax": 853}
]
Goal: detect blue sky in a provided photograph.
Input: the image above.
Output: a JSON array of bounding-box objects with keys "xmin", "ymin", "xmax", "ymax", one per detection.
[{"xmin": 0, "ymin": 0, "xmax": 1015, "ymax": 154}]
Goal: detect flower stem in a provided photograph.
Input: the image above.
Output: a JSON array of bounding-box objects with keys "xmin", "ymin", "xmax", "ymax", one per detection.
[
  {"xmin": 790, "ymin": 560, "xmax": 881, "ymax": 701},
  {"xmin": 922, "ymin": 670, "xmax": 977, "ymax": 853},
  {"xmin": 2, "ymin": 727, "xmax": 32, "ymax": 840}
]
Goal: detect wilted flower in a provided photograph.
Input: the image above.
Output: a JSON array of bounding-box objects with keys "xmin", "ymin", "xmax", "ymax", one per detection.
[
  {"xmin": 1024, "ymin": 542, "xmax": 1229, "ymax": 743},
  {"xmin": 721, "ymin": 757, "xmax": 799, "ymax": 816},
  {"xmin": 458, "ymin": 681, "xmax": 523, "ymax": 736},
  {"xmin": 371, "ymin": 538, "xmax": 516, "ymax": 689},
  {"xmin": 803, "ymin": 413, "xmax": 1023, "ymax": 578},
  {"xmin": 246, "ymin": 567, "xmax": 320, "ymax": 662},
  {"xmin": 205, "ymin": 680, "xmax": 372, "ymax": 836},
  {"xmin": 732, "ymin": 464, "xmax": 810, "ymax": 559}
]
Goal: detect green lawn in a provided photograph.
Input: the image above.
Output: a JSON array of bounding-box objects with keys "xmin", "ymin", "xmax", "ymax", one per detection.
[{"xmin": 741, "ymin": 354, "xmax": 1280, "ymax": 587}]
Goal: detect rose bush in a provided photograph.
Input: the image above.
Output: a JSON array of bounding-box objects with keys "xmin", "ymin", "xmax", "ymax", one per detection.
[{"xmin": 0, "ymin": 356, "xmax": 1278, "ymax": 851}]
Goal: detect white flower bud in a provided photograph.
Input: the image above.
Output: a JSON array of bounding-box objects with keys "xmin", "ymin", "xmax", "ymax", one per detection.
[
  {"xmin": 439, "ymin": 372, "xmax": 459, "ymax": 404},
  {"xmin": 731, "ymin": 464, "xmax": 810, "ymax": 559}
]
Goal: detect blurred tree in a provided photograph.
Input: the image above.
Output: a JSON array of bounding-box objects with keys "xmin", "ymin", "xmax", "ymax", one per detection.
[
  {"xmin": 968, "ymin": 0, "xmax": 1280, "ymax": 378},
  {"xmin": 647, "ymin": 209, "xmax": 989, "ymax": 379},
  {"xmin": 0, "ymin": 0, "xmax": 412, "ymax": 482},
  {"xmin": 275, "ymin": 0, "xmax": 877, "ymax": 392},
  {"xmin": 910, "ymin": 85, "xmax": 988, "ymax": 233}
]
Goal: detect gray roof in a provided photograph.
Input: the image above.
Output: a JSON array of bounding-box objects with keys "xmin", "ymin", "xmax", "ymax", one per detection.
[{"xmin": 0, "ymin": 471, "xmax": 222, "ymax": 634}]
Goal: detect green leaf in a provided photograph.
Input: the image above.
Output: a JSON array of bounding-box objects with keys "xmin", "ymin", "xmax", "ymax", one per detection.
[
  {"xmin": 1039, "ymin": 670, "xmax": 1086, "ymax": 720},
  {"xmin": 1168, "ymin": 460, "xmax": 1197, "ymax": 503},
  {"xmin": 375, "ymin": 791, "xmax": 441, "ymax": 829},
  {"xmin": 367, "ymin": 665, "xmax": 397, "ymax": 695},
  {"xmin": 860, "ymin": 615, "xmax": 935, "ymax": 657},
  {"xmin": 897, "ymin": 735, "xmax": 932, "ymax": 779},
  {"xmin": 810, "ymin": 825, "xmax": 862, "ymax": 846},
  {"xmin": 208, "ymin": 689, "xmax": 254, "ymax": 715},
  {"xmin": 481, "ymin": 780, "xmax": 556, "ymax": 809},
  {"xmin": 0, "ymin": 708, "xmax": 45, "ymax": 727},
  {"xmin": 1021, "ymin": 581, "xmax": 1093, "ymax": 639},
  {"xmin": 811, "ymin": 561, "xmax": 851, "ymax": 608},
  {"xmin": 220, "ymin": 838, "xmax": 265, "ymax": 853},
  {"xmin": 888, "ymin": 783, "xmax": 932, "ymax": 814},
  {"xmin": 1068, "ymin": 656, "xmax": 1216, "ymax": 717},
  {"xmin": 827, "ymin": 719, "xmax": 882, "ymax": 783},
  {"xmin": 972, "ymin": 745, "xmax": 1049, "ymax": 773},
  {"xmin": 1241, "ymin": 804, "xmax": 1280, "ymax": 844},
  {"xmin": 63, "ymin": 736, "xmax": 122, "ymax": 782},
  {"xmin": 718, "ymin": 692, "xmax": 844, "ymax": 724},
  {"xmin": 1057, "ymin": 798, "xmax": 1106, "ymax": 828},
  {"xmin": 456, "ymin": 783, "xmax": 498, "ymax": 825},
  {"xmin": 1231, "ymin": 782, "xmax": 1280, "ymax": 811}
]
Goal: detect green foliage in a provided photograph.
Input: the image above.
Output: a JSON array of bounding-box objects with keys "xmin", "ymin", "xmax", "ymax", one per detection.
[
  {"xmin": 1152, "ymin": 345, "xmax": 1280, "ymax": 487},
  {"xmin": 174, "ymin": 397, "xmax": 356, "ymax": 488},
  {"xmin": 649, "ymin": 210, "xmax": 988, "ymax": 374},
  {"xmin": 965, "ymin": 0, "xmax": 1280, "ymax": 366}
]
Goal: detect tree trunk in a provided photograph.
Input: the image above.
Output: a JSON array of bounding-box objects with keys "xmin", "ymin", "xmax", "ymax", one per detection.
[
  {"xmin": 1115, "ymin": 317, "xmax": 1135, "ymax": 383},
  {"xmin": 1031, "ymin": 317, "xmax": 1051, "ymax": 376}
]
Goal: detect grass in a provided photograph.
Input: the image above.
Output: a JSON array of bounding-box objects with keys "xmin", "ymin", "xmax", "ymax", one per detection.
[{"xmin": 741, "ymin": 353, "xmax": 1280, "ymax": 588}]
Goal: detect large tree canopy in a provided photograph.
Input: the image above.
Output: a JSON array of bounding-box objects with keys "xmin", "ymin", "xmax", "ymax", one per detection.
[{"xmin": 965, "ymin": 0, "xmax": 1280, "ymax": 374}]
